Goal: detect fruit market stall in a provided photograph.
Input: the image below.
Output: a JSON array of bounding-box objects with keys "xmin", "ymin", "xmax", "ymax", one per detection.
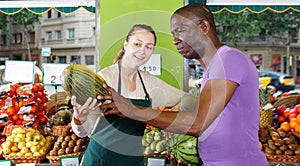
[{"xmin": 259, "ymin": 87, "xmax": 300, "ymax": 165}]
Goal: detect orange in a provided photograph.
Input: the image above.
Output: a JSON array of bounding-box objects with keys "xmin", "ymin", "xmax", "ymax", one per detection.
[
  {"xmin": 289, "ymin": 118, "xmax": 298, "ymax": 129},
  {"xmin": 295, "ymin": 124, "xmax": 300, "ymax": 133},
  {"xmin": 297, "ymin": 114, "xmax": 300, "ymax": 124},
  {"xmin": 280, "ymin": 122, "xmax": 291, "ymax": 132}
]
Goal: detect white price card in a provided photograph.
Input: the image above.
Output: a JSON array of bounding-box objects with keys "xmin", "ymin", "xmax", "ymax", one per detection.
[
  {"xmin": 139, "ymin": 54, "xmax": 161, "ymax": 75},
  {"xmin": 15, "ymin": 163, "xmax": 35, "ymax": 166},
  {"xmin": 4, "ymin": 60, "xmax": 34, "ymax": 83},
  {"xmin": 43, "ymin": 63, "xmax": 70, "ymax": 85},
  {"xmin": 60, "ymin": 156, "xmax": 80, "ymax": 166},
  {"xmin": 146, "ymin": 156, "xmax": 166, "ymax": 166},
  {"xmin": 0, "ymin": 160, "xmax": 12, "ymax": 166}
]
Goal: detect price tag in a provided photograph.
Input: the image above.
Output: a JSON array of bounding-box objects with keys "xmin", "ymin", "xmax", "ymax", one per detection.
[
  {"xmin": 4, "ymin": 60, "xmax": 34, "ymax": 83},
  {"xmin": 60, "ymin": 156, "xmax": 80, "ymax": 166},
  {"xmin": 139, "ymin": 54, "xmax": 161, "ymax": 75},
  {"xmin": 42, "ymin": 63, "xmax": 70, "ymax": 85},
  {"xmin": 15, "ymin": 163, "xmax": 35, "ymax": 166},
  {"xmin": 146, "ymin": 156, "xmax": 166, "ymax": 166},
  {"xmin": 0, "ymin": 160, "xmax": 12, "ymax": 166}
]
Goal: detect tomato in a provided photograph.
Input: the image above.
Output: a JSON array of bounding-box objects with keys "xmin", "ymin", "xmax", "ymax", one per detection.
[
  {"xmin": 19, "ymin": 114, "xmax": 24, "ymax": 120},
  {"xmin": 18, "ymin": 100, "xmax": 25, "ymax": 107},
  {"xmin": 31, "ymin": 84, "xmax": 39, "ymax": 93},
  {"xmin": 14, "ymin": 105, "xmax": 20, "ymax": 112},
  {"xmin": 33, "ymin": 119, "xmax": 39, "ymax": 127},
  {"xmin": 283, "ymin": 92, "xmax": 290, "ymax": 97},
  {"xmin": 6, "ymin": 107, "xmax": 16, "ymax": 116},
  {"xmin": 30, "ymin": 105, "xmax": 38, "ymax": 113},
  {"xmin": 35, "ymin": 98, "xmax": 42, "ymax": 106},
  {"xmin": 41, "ymin": 96, "xmax": 48, "ymax": 103},
  {"xmin": 11, "ymin": 114, "xmax": 19, "ymax": 121},
  {"xmin": 39, "ymin": 115, "xmax": 48, "ymax": 123},
  {"xmin": 15, "ymin": 120, "xmax": 22, "ymax": 125}
]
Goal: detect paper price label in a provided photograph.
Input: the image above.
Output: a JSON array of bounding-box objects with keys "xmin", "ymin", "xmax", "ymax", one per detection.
[
  {"xmin": 0, "ymin": 160, "xmax": 12, "ymax": 166},
  {"xmin": 15, "ymin": 163, "xmax": 35, "ymax": 166},
  {"xmin": 4, "ymin": 60, "xmax": 34, "ymax": 83},
  {"xmin": 60, "ymin": 156, "xmax": 79, "ymax": 166},
  {"xmin": 139, "ymin": 54, "xmax": 161, "ymax": 75},
  {"xmin": 146, "ymin": 157, "xmax": 166, "ymax": 166},
  {"xmin": 43, "ymin": 63, "xmax": 70, "ymax": 85}
]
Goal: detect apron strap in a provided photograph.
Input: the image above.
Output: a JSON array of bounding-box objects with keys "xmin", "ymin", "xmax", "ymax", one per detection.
[{"xmin": 118, "ymin": 61, "xmax": 150, "ymax": 101}]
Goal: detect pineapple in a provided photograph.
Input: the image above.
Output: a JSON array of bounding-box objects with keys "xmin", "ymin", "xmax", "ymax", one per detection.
[{"xmin": 259, "ymin": 88, "xmax": 273, "ymax": 128}]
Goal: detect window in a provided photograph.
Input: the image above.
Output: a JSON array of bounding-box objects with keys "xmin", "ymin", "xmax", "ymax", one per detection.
[
  {"xmin": 29, "ymin": 32, "xmax": 35, "ymax": 43},
  {"xmin": 56, "ymin": 31, "xmax": 61, "ymax": 40},
  {"xmin": 68, "ymin": 28, "xmax": 75, "ymax": 39},
  {"xmin": 85, "ymin": 55, "xmax": 94, "ymax": 65},
  {"xmin": 0, "ymin": 35, "xmax": 6, "ymax": 45},
  {"xmin": 71, "ymin": 56, "xmax": 80, "ymax": 64},
  {"xmin": 16, "ymin": 33, "xmax": 22, "ymax": 43},
  {"xmin": 57, "ymin": 12, "xmax": 61, "ymax": 18},
  {"xmin": 58, "ymin": 56, "xmax": 66, "ymax": 63},
  {"xmin": 46, "ymin": 31, "xmax": 52, "ymax": 40},
  {"xmin": 12, "ymin": 33, "xmax": 22, "ymax": 44},
  {"xmin": 47, "ymin": 10, "xmax": 52, "ymax": 19}
]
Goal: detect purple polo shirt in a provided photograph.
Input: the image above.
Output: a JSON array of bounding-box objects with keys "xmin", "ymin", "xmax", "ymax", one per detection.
[{"xmin": 198, "ymin": 46, "xmax": 268, "ymax": 166}]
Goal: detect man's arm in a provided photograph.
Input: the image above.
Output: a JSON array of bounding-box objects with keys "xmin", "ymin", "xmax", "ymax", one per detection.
[{"xmin": 101, "ymin": 79, "xmax": 237, "ymax": 137}]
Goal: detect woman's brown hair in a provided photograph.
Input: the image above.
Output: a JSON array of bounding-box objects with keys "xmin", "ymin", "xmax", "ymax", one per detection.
[{"xmin": 113, "ymin": 24, "xmax": 157, "ymax": 64}]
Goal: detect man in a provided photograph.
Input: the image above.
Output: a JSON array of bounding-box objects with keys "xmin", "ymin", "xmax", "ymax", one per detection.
[{"xmin": 100, "ymin": 3, "xmax": 268, "ymax": 166}]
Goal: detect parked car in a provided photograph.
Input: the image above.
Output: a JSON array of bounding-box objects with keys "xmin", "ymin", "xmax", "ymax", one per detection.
[{"xmin": 258, "ymin": 70, "xmax": 295, "ymax": 92}]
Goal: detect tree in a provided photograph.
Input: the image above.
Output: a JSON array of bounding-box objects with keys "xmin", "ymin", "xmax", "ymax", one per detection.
[
  {"xmin": 214, "ymin": 10, "xmax": 300, "ymax": 46},
  {"xmin": 0, "ymin": 13, "xmax": 9, "ymax": 39},
  {"xmin": 8, "ymin": 9, "xmax": 41, "ymax": 60}
]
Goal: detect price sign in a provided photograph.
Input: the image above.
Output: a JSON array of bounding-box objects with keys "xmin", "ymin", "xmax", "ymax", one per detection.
[
  {"xmin": 139, "ymin": 54, "xmax": 161, "ymax": 75},
  {"xmin": 43, "ymin": 63, "xmax": 70, "ymax": 85},
  {"xmin": 0, "ymin": 160, "xmax": 12, "ymax": 166},
  {"xmin": 15, "ymin": 163, "xmax": 35, "ymax": 166},
  {"xmin": 146, "ymin": 156, "xmax": 166, "ymax": 166},
  {"xmin": 4, "ymin": 60, "xmax": 34, "ymax": 83},
  {"xmin": 60, "ymin": 156, "xmax": 80, "ymax": 166}
]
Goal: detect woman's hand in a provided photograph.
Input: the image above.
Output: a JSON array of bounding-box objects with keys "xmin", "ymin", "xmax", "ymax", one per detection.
[
  {"xmin": 98, "ymin": 84, "xmax": 136, "ymax": 118},
  {"xmin": 71, "ymin": 96, "xmax": 101, "ymax": 124}
]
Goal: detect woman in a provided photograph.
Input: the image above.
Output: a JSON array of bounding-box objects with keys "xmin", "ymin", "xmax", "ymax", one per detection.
[{"xmin": 71, "ymin": 24, "xmax": 196, "ymax": 166}]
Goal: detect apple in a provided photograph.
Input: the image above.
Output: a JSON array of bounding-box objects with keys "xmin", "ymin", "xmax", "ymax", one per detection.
[
  {"xmin": 30, "ymin": 145, "xmax": 40, "ymax": 153},
  {"xmin": 283, "ymin": 108, "xmax": 291, "ymax": 119},
  {"xmin": 276, "ymin": 105, "xmax": 287, "ymax": 115},
  {"xmin": 289, "ymin": 108, "xmax": 299, "ymax": 120},
  {"xmin": 295, "ymin": 104, "xmax": 300, "ymax": 114},
  {"xmin": 17, "ymin": 142, "xmax": 26, "ymax": 149},
  {"xmin": 20, "ymin": 147, "xmax": 29, "ymax": 154}
]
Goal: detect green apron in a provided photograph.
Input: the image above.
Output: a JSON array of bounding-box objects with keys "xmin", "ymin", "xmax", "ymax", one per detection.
[{"xmin": 80, "ymin": 62, "xmax": 151, "ymax": 166}]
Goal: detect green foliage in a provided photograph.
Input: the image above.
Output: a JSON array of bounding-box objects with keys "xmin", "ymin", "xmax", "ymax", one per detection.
[
  {"xmin": 214, "ymin": 10, "xmax": 300, "ymax": 45},
  {"xmin": 0, "ymin": 13, "xmax": 9, "ymax": 37},
  {"xmin": 9, "ymin": 10, "xmax": 41, "ymax": 31}
]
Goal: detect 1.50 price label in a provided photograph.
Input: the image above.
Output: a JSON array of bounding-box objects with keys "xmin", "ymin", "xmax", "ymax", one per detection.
[
  {"xmin": 139, "ymin": 54, "xmax": 161, "ymax": 75},
  {"xmin": 43, "ymin": 63, "xmax": 70, "ymax": 85}
]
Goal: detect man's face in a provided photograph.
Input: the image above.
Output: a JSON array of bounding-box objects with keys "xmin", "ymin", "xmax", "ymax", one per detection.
[{"xmin": 170, "ymin": 14, "xmax": 205, "ymax": 59}]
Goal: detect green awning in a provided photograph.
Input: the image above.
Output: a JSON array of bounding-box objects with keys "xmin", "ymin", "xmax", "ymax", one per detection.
[
  {"xmin": 0, "ymin": 7, "xmax": 95, "ymax": 15},
  {"xmin": 189, "ymin": 0, "xmax": 300, "ymax": 13}
]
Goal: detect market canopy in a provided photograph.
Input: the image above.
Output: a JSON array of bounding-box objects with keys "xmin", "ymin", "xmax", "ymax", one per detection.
[
  {"xmin": 190, "ymin": 0, "xmax": 300, "ymax": 13},
  {"xmin": 0, "ymin": 0, "xmax": 95, "ymax": 15}
]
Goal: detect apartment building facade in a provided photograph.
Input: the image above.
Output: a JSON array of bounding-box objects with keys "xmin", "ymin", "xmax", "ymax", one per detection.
[
  {"xmin": 0, "ymin": 8, "xmax": 300, "ymax": 81},
  {"xmin": 0, "ymin": 8, "xmax": 96, "ymax": 69}
]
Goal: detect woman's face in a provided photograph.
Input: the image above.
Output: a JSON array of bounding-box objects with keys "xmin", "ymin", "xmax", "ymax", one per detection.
[{"xmin": 123, "ymin": 30, "xmax": 155, "ymax": 68}]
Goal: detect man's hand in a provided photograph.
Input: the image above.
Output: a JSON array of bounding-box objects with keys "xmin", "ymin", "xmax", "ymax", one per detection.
[
  {"xmin": 98, "ymin": 84, "xmax": 136, "ymax": 118},
  {"xmin": 71, "ymin": 96, "xmax": 101, "ymax": 124}
]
